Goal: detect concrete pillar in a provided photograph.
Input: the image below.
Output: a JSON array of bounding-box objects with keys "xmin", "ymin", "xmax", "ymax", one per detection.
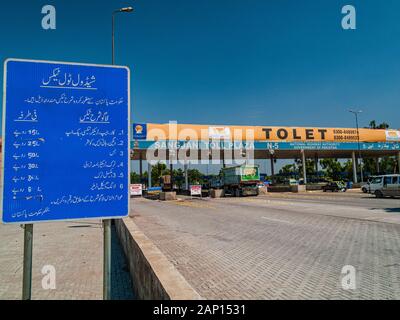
[
  {"xmin": 184, "ymin": 163, "xmax": 189, "ymax": 190},
  {"xmin": 169, "ymin": 162, "xmax": 173, "ymax": 187},
  {"xmin": 270, "ymin": 154, "xmax": 275, "ymax": 179},
  {"xmin": 352, "ymin": 151, "xmax": 358, "ymax": 183},
  {"xmin": 139, "ymin": 152, "xmax": 143, "ymax": 182},
  {"xmin": 148, "ymin": 162, "xmax": 152, "ymax": 188},
  {"xmin": 314, "ymin": 154, "xmax": 319, "ymax": 177},
  {"xmin": 301, "ymin": 150, "xmax": 307, "ymax": 184},
  {"xmin": 375, "ymin": 157, "xmax": 380, "ymax": 174}
]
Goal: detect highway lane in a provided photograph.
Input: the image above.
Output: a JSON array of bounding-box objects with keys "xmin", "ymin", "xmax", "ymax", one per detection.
[{"xmin": 130, "ymin": 193, "xmax": 400, "ymax": 299}]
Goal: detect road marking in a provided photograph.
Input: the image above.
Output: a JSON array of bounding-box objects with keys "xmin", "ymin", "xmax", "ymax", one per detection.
[
  {"xmin": 171, "ymin": 200, "xmax": 215, "ymax": 209},
  {"xmin": 261, "ymin": 216, "xmax": 293, "ymax": 224}
]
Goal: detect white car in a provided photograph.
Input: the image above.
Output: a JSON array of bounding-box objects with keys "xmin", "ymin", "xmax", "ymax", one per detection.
[
  {"xmin": 361, "ymin": 183, "xmax": 369, "ymax": 193},
  {"xmin": 362, "ymin": 176, "xmax": 381, "ymax": 194}
]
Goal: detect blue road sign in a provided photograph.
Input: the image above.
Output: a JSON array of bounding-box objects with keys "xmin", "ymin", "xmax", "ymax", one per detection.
[{"xmin": 1, "ymin": 59, "xmax": 130, "ymax": 224}]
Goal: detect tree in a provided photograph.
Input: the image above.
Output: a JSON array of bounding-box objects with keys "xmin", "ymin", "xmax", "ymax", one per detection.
[
  {"xmin": 362, "ymin": 158, "xmax": 379, "ymax": 176},
  {"xmin": 172, "ymin": 168, "xmax": 185, "ymax": 189},
  {"xmin": 130, "ymin": 172, "xmax": 141, "ymax": 184},
  {"xmin": 295, "ymin": 158, "xmax": 317, "ymax": 178},
  {"xmin": 188, "ymin": 169, "xmax": 203, "ymax": 185},
  {"xmin": 319, "ymin": 159, "xmax": 351, "ymax": 181},
  {"xmin": 368, "ymin": 120, "xmax": 389, "ymax": 130},
  {"xmin": 151, "ymin": 162, "xmax": 168, "ymax": 186},
  {"xmin": 380, "ymin": 157, "xmax": 398, "ymax": 174},
  {"xmin": 364, "ymin": 120, "xmax": 394, "ymax": 175},
  {"xmin": 279, "ymin": 164, "xmax": 297, "ymax": 176}
]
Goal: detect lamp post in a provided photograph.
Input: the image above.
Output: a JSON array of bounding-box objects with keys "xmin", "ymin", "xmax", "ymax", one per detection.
[
  {"xmin": 103, "ymin": 6, "xmax": 133, "ymax": 301},
  {"xmin": 112, "ymin": 7, "xmax": 133, "ymax": 65},
  {"xmin": 349, "ymin": 109, "xmax": 363, "ymax": 183},
  {"xmin": 269, "ymin": 149, "xmax": 275, "ymax": 183}
]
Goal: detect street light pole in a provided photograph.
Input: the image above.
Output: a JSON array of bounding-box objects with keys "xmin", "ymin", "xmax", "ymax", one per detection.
[
  {"xmin": 104, "ymin": 6, "xmax": 133, "ymax": 301},
  {"xmin": 112, "ymin": 7, "xmax": 133, "ymax": 65},
  {"xmin": 349, "ymin": 109, "xmax": 363, "ymax": 183}
]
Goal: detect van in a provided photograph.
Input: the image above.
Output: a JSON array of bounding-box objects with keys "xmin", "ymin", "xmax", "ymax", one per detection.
[
  {"xmin": 362, "ymin": 176, "xmax": 383, "ymax": 194},
  {"xmin": 374, "ymin": 174, "xmax": 400, "ymax": 198}
]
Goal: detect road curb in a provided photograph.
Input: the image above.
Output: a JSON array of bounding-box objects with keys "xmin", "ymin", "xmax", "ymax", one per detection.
[{"xmin": 115, "ymin": 217, "xmax": 202, "ymax": 300}]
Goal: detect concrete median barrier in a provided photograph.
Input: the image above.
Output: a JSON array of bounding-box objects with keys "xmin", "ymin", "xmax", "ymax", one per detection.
[
  {"xmin": 210, "ymin": 189, "xmax": 225, "ymax": 198},
  {"xmin": 115, "ymin": 217, "xmax": 202, "ymax": 300},
  {"xmin": 160, "ymin": 191, "xmax": 177, "ymax": 201}
]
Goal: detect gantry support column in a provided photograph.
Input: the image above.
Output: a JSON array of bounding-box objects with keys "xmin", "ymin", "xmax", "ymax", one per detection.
[
  {"xmin": 170, "ymin": 162, "xmax": 174, "ymax": 188},
  {"xmin": 184, "ymin": 163, "xmax": 189, "ymax": 191},
  {"xmin": 352, "ymin": 151, "xmax": 358, "ymax": 184},
  {"xmin": 376, "ymin": 157, "xmax": 380, "ymax": 175},
  {"xmin": 148, "ymin": 162, "xmax": 152, "ymax": 188},
  {"xmin": 301, "ymin": 150, "xmax": 307, "ymax": 185},
  {"xmin": 270, "ymin": 154, "xmax": 275, "ymax": 181},
  {"xmin": 314, "ymin": 154, "xmax": 319, "ymax": 178},
  {"xmin": 139, "ymin": 152, "xmax": 143, "ymax": 183}
]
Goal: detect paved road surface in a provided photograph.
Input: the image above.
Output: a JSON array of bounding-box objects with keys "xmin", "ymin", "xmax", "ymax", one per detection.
[
  {"xmin": 0, "ymin": 220, "xmax": 134, "ymax": 300},
  {"xmin": 131, "ymin": 192, "xmax": 400, "ymax": 300}
]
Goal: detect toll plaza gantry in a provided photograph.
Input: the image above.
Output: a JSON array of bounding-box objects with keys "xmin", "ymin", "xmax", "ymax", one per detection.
[{"xmin": 129, "ymin": 123, "xmax": 400, "ymax": 188}]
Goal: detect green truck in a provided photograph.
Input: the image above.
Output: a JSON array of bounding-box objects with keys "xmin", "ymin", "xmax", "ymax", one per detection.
[{"xmin": 222, "ymin": 165, "xmax": 260, "ymax": 197}]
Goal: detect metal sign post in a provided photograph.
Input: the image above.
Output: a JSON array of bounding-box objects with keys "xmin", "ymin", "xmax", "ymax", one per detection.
[
  {"xmin": 103, "ymin": 219, "xmax": 111, "ymax": 300},
  {"xmin": 22, "ymin": 224, "xmax": 33, "ymax": 300}
]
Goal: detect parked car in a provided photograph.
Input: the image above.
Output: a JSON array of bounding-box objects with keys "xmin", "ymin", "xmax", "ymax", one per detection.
[{"xmin": 322, "ymin": 181, "xmax": 347, "ymax": 192}]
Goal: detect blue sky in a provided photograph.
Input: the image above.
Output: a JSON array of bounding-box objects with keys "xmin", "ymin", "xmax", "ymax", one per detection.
[{"xmin": 1, "ymin": 0, "xmax": 400, "ymax": 133}]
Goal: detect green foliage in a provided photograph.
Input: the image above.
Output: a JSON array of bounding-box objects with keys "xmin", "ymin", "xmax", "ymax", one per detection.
[
  {"xmin": 130, "ymin": 172, "xmax": 141, "ymax": 184},
  {"xmin": 151, "ymin": 162, "xmax": 168, "ymax": 186},
  {"xmin": 319, "ymin": 158, "xmax": 352, "ymax": 181},
  {"xmin": 295, "ymin": 158, "xmax": 317, "ymax": 176},
  {"xmin": 368, "ymin": 120, "xmax": 389, "ymax": 129},
  {"xmin": 187, "ymin": 168, "xmax": 204, "ymax": 185},
  {"xmin": 279, "ymin": 164, "xmax": 297, "ymax": 176},
  {"xmin": 379, "ymin": 156, "xmax": 398, "ymax": 174}
]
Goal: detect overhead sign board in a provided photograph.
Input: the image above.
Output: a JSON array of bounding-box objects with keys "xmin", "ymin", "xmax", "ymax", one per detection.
[
  {"xmin": 144, "ymin": 123, "xmax": 400, "ymax": 143},
  {"xmin": 133, "ymin": 140, "xmax": 400, "ymax": 152},
  {"xmin": 1, "ymin": 59, "xmax": 130, "ymax": 224}
]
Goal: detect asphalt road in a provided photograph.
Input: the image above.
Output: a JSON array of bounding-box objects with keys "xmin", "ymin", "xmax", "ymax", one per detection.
[{"xmin": 131, "ymin": 192, "xmax": 400, "ymax": 300}]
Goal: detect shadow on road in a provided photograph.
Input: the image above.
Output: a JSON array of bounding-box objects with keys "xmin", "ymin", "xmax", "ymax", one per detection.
[
  {"xmin": 110, "ymin": 225, "xmax": 136, "ymax": 300},
  {"xmin": 369, "ymin": 207, "xmax": 400, "ymax": 213},
  {"xmin": 382, "ymin": 208, "xmax": 400, "ymax": 213}
]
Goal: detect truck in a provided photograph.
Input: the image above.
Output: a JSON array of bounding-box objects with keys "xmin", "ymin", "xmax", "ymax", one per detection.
[{"xmin": 222, "ymin": 165, "xmax": 260, "ymax": 197}]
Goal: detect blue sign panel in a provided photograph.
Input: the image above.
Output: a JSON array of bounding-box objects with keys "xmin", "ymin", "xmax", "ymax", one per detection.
[
  {"xmin": 132, "ymin": 123, "xmax": 147, "ymax": 140},
  {"xmin": 132, "ymin": 140, "xmax": 400, "ymax": 151},
  {"xmin": 1, "ymin": 59, "xmax": 130, "ymax": 224}
]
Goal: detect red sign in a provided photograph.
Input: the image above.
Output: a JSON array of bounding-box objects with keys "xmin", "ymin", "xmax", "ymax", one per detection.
[
  {"xmin": 190, "ymin": 185, "xmax": 202, "ymax": 196},
  {"xmin": 130, "ymin": 184, "xmax": 143, "ymax": 196}
]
